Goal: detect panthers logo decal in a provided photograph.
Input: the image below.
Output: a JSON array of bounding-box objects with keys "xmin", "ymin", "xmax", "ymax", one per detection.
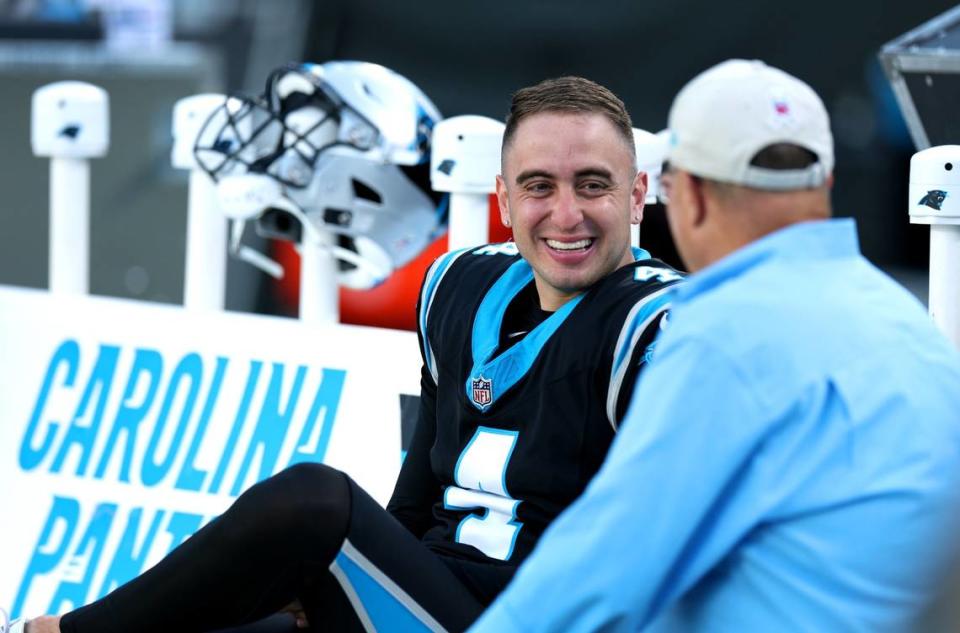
[{"xmin": 919, "ymin": 189, "xmax": 948, "ymax": 211}]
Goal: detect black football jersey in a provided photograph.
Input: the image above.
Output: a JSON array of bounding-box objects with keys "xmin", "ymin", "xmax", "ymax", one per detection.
[{"xmin": 388, "ymin": 242, "xmax": 683, "ymax": 570}]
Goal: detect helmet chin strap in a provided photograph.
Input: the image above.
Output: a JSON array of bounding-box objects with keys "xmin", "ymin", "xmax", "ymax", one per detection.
[
  {"xmin": 230, "ymin": 219, "xmax": 285, "ymax": 279},
  {"xmin": 228, "ymin": 194, "xmax": 390, "ymax": 283},
  {"xmin": 275, "ymin": 195, "xmax": 389, "ymax": 282}
]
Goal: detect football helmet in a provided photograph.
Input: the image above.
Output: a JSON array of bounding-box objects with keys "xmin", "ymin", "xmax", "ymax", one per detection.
[{"xmin": 193, "ymin": 61, "xmax": 445, "ymax": 289}]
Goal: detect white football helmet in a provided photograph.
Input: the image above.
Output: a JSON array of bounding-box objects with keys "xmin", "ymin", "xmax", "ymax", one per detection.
[{"xmin": 194, "ymin": 61, "xmax": 445, "ymax": 289}]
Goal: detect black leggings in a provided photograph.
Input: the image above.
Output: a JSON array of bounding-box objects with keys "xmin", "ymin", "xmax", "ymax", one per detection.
[{"xmin": 59, "ymin": 464, "xmax": 492, "ymax": 633}]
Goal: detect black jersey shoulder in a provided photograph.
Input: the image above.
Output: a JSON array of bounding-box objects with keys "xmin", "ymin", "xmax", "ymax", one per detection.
[
  {"xmin": 417, "ymin": 243, "xmax": 522, "ymax": 383},
  {"xmin": 595, "ymin": 255, "xmax": 684, "ymax": 295},
  {"xmin": 584, "ymin": 255, "xmax": 685, "ymax": 426},
  {"xmin": 417, "ymin": 248, "xmax": 684, "ymax": 566}
]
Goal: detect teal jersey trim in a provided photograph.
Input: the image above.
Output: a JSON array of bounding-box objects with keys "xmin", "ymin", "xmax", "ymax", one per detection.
[
  {"xmin": 632, "ymin": 246, "xmax": 651, "ymax": 260},
  {"xmin": 419, "ymin": 247, "xmax": 470, "ymax": 382},
  {"xmin": 465, "ymin": 259, "xmax": 585, "ymax": 411}
]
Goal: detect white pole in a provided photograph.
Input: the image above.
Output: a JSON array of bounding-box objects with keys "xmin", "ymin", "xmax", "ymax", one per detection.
[
  {"xmin": 299, "ymin": 232, "xmax": 339, "ymax": 324},
  {"xmin": 431, "ymin": 116, "xmax": 504, "ymax": 251},
  {"xmin": 909, "ymin": 146, "xmax": 960, "ymax": 350},
  {"xmin": 32, "ymin": 81, "xmax": 109, "ymax": 296},
  {"xmin": 172, "ymin": 94, "xmax": 243, "ymax": 311},
  {"xmin": 448, "ymin": 192, "xmax": 490, "ymax": 251},
  {"xmin": 49, "ymin": 158, "xmax": 90, "ymax": 294},
  {"xmin": 183, "ymin": 170, "xmax": 226, "ymax": 310},
  {"xmin": 929, "ymin": 224, "xmax": 960, "ymax": 348}
]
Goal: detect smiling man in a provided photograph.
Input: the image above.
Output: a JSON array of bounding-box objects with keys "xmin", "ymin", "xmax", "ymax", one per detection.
[
  {"xmin": 389, "ymin": 75, "xmax": 685, "ymax": 619},
  {"xmin": 11, "ymin": 76, "xmax": 682, "ymax": 633},
  {"xmin": 496, "ymin": 103, "xmax": 641, "ymax": 310}
]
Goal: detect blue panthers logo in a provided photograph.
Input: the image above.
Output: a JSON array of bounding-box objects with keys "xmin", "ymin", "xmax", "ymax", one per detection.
[
  {"xmin": 58, "ymin": 124, "xmax": 81, "ymax": 140},
  {"xmin": 919, "ymin": 189, "xmax": 948, "ymax": 211}
]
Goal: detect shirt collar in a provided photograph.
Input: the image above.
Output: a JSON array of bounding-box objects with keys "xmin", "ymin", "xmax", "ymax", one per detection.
[{"xmin": 673, "ymin": 218, "xmax": 860, "ymax": 304}]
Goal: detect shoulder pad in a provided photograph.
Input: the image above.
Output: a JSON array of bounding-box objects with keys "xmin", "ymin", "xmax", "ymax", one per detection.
[
  {"xmin": 632, "ymin": 263, "xmax": 684, "ymax": 285},
  {"xmin": 470, "ymin": 242, "xmax": 520, "ymax": 257}
]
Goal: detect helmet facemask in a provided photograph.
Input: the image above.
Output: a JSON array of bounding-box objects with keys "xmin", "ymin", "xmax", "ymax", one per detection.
[{"xmin": 193, "ymin": 62, "xmax": 444, "ymax": 289}]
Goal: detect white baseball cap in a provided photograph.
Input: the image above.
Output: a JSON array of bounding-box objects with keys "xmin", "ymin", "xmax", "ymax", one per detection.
[{"xmin": 665, "ymin": 59, "xmax": 834, "ymax": 190}]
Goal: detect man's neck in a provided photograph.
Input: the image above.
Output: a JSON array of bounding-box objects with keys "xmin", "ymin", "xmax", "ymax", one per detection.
[
  {"xmin": 497, "ymin": 282, "xmax": 553, "ymax": 357},
  {"xmin": 533, "ymin": 248, "xmax": 636, "ymax": 311},
  {"xmin": 534, "ymin": 281, "xmax": 581, "ymax": 312}
]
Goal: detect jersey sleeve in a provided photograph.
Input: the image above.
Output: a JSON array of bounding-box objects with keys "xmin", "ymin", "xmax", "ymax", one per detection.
[
  {"xmin": 386, "ymin": 248, "xmax": 469, "ymax": 535},
  {"xmin": 468, "ymin": 336, "xmax": 770, "ymax": 632},
  {"xmin": 606, "ymin": 283, "xmax": 676, "ymax": 428},
  {"xmin": 416, "ymin": 247, "xmax": 470, "ymax": 384},
  {"xmin": 613, "ymin": 310, "xmax": 668, "ymax": 423},
  {"xmin": 386, "ymin": 365, "xmax": 441, "ymax": 537}
]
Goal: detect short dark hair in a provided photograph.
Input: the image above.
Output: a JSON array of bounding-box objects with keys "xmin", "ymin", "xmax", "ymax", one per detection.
[
  {"xmin": 502, "ymin": 76, "xmax": 635, "ymax": 162},
  {"xmin": 749, "ymin": 143, "xmax": 819, "ymax": 170}
]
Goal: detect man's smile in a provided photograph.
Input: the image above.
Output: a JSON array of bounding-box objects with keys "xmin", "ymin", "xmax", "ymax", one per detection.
[{"xmin": 545, "ymin": 238, "xmax": 594, "ymax": 251}]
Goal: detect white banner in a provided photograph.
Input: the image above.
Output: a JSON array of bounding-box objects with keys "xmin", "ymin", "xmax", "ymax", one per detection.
[{"xmin": 0, "ymin": 285, "xmax": 421, "ymax": 619}]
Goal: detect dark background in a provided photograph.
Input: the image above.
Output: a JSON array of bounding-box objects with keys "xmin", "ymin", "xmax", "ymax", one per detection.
[
  {"xmin": 0, "ymin": 1, "xmax": 952, "ymax": 312},
  {"xmin": 304, "ymin": 0, "xmax": 953, "ymax": 272}
]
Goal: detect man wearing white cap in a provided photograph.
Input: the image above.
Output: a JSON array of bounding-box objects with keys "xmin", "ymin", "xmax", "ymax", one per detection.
[{"xmin": 469, "ymin": 60, "xmax": 960, "ymax": 632}]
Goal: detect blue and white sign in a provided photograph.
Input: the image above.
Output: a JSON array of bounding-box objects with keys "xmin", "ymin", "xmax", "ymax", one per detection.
[{"xmin": 0, "ymin": 286, "xmax": 420, "ymax": 619}]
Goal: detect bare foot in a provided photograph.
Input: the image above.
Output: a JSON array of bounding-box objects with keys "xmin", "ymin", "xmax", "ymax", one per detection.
[{"xmin": 25, "ymin": 615, "xmax": 61, "ymax": 633}]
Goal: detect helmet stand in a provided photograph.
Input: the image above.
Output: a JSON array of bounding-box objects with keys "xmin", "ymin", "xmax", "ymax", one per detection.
[
  {"xmin": 431, "ymin": 116, "xmax": 504, "ymax": 250},
  {"xmin": 633, "ymin": 129, "xmax": 671, "ymax": 248},
  {"xmin": 172, "ymin": 94, "xmax": 232, "ymax": 312},
  {"xmin": 299, "ymin": 231, "xmax": 339, "ymax": 324},
  {"xmin": 32, "ymin": 81, "xmax": 109, "ymax": 296},
  {"xmin": 910, "ymin": 146, "xmax": 960, "ymax": 348},
  {"xmin": 930, "ymin": 224, "xmax": 960, "ymax": 348},
  {"xmin": 448, "ymin": 193, "xmax": 491, "ymax": 251}
]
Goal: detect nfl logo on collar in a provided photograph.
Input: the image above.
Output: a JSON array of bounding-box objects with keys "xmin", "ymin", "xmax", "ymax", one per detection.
[{"xmin": 472, "ymin": 376, "xmax": 493, "ymax": 409}]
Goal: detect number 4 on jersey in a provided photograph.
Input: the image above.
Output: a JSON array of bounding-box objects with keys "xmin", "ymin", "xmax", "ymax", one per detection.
[{"xmin": 443, "ymin": 427, "xmax": 523, "ymax": 561}]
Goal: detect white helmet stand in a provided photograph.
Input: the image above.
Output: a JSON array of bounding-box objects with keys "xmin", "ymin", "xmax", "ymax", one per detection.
[
  {"xmin": 172, "ymin": 94, "xmax": 234, "ymax": 311},
  {"xmin": 281, "ymin": 104, "xmax": 339, "ymax": 325},
  {"xmin": 298, "ymin": 232, "xmax": 339, "ymax": 324},
  {"xmin": 634, "ymin": 129, "xmax": 670, "ymax": 248},
  {"xmin": 431, "ymin": 115, "xmax": 504, "ymax": 250},
  {"xmin": 910, "ymin": 146, "xmax": 960, "ymax": 348},
  {"xmin": 32, "ymin": 81, "xmax": 109, "ymax": 295}
]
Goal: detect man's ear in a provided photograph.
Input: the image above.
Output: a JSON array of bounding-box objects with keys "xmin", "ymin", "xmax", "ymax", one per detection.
[
  {"xmin": 631, "ymin": 171, "xmax": 648, "ymax": 225},
  {"xmin": 687, "ymin": 172, "xmax": 709, "ymax": 228},
  {"xmin": 496, "ymin": 174, "xmax": 511, "ymax": 227}
]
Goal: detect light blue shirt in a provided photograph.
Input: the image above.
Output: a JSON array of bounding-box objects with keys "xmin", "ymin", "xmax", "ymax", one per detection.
[{"xmin": 469, "ymin": 219, "xmax": 960, "ymax": 632}]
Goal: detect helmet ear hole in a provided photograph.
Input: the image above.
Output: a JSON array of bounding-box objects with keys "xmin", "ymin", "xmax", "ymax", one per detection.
[
  {"xmin": 351, "ymin": 179, "xmax": 382, "ymax": 204},
  {"xmin": 257, "ymin": 208, "xmax": 303, "ymax": 243},
  {"xmin": 323, "ymin": 207, "xmax": 353, "ymax": 228}
]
